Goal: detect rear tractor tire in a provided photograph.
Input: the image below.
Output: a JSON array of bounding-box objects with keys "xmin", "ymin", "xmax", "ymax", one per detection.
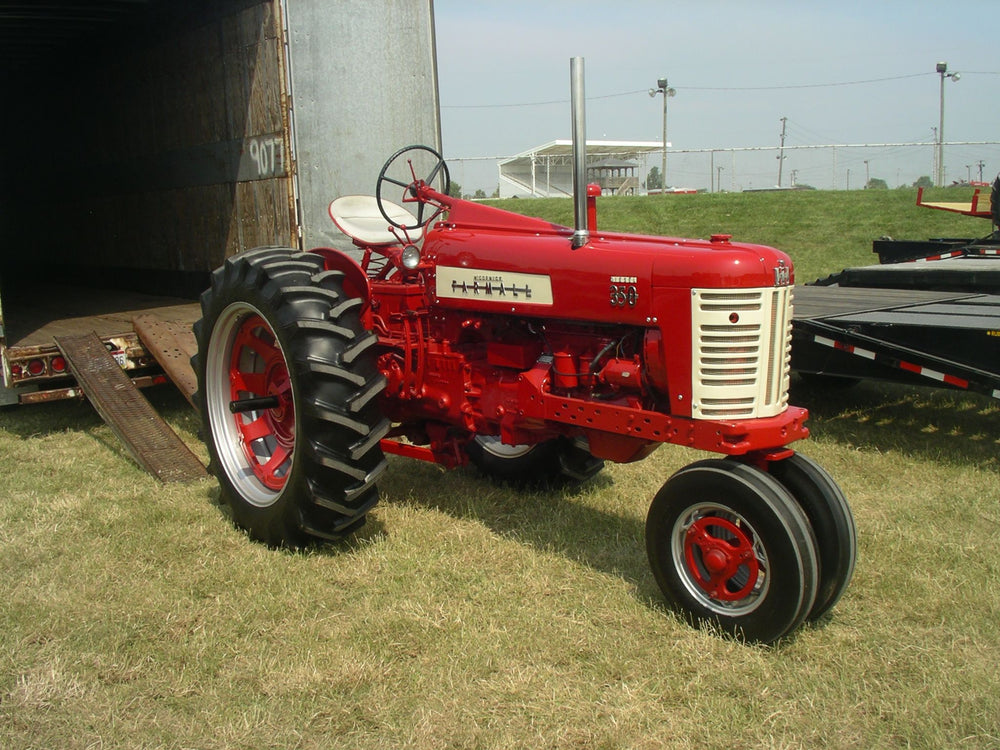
[{"xmin": 193, "ymin": 247, "xmax": 389, "ymax": 546}]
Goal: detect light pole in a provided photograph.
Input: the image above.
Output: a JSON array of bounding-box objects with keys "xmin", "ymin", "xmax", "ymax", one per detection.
[
  {"xmin": 649, "ymin": 77, "xmax": 675, "ymax": 192},
  {"xmin": 936, "ymin": 61, "xmax": 960, "ymax": 187}
]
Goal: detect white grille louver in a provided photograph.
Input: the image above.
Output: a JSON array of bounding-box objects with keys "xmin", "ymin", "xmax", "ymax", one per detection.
[{"xmin": 691, "ymin": 287, "xmax": 793, "ymax": 419}]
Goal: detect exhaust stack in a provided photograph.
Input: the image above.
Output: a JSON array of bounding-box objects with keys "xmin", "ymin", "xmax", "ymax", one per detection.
[{"xmin": 570, "ymin": 57, "xmax": 588, "ymax": 249}]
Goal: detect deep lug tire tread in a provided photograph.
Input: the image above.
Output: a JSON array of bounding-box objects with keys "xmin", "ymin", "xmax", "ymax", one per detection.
[
  {"xmin": 466, "ymin": 436, "xmax": 604, "ymax": 488},
  {"xmin": 193, "ymin": 247, "xmax": 387, "ymax": 546}
]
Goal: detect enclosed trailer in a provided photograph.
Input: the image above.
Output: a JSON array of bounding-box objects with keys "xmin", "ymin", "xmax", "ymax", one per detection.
[{"xmin": 0, "ymin": 0, "xmax": 440, "ymax": 406}]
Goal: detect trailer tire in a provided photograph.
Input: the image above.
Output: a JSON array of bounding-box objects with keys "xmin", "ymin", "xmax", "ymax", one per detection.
[
  {"xmin": 767, "ymin": 453, "xmax": 856, "ymax": 621},
  {"xmin": 646, "ymin": 459, "xmax": 819, "ymax": 644},
  {"xmin": 466, "ymin": 435, "xmax": 604, "ymax": 487},
  {"xmin": 193, "ymin": 247, "xmax": 388, "ymax": 546}
]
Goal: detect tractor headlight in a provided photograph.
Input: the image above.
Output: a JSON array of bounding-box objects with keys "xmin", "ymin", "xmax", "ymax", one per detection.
[{"xmin": 401, "ymin": 245, "xmax": 421, "ymax": 270}]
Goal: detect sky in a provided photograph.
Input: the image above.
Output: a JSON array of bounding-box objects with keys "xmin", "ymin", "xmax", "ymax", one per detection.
[{"xmin": 432, "ymin": 0, "xmax": 1000, "ymax": 194}]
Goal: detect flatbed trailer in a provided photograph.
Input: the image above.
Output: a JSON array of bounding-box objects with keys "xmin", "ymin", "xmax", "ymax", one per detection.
[{"xmin": 790, "ymin": 183, "xmax": 1000, "ymax": 400}]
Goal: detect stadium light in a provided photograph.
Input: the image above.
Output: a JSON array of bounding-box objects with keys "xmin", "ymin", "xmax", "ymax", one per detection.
[
  {"xmin": 649, "ymin": 77, "xmax": 676, "ymax": 192},
  {"xmin": 936, "ymin": 61, "xmax": 960, "ymax": 187}
]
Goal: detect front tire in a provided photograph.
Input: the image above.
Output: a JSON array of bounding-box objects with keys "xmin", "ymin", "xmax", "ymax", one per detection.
[
  {"xmin": 767, "ymin": 453, "xmax": 856, "ymax": 620},
  {"xmin": 465, "ymin": 435, "xmax": 604, "ymax": 487},
  {"xmin": 193, "ymin": 247, "xmax": 388, "ymax": 546},
  {"xmin": 646, "ymin": 460, "xmax": 819, "ymax": 644}
]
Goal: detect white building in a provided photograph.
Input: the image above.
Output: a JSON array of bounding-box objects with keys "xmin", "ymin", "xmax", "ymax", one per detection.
[{"xmin": 498, "ymin": 140, "xmax": 663, "ymax": 198}]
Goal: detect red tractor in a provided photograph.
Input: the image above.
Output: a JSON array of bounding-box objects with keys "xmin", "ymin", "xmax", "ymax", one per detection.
[{"xmin": 193, "ymin": 63, "xmax": 855, "ymax": 644}]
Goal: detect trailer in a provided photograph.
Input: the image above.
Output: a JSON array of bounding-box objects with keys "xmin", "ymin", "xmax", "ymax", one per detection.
[
  {"xmin": 791, "ymin": 181, "xmax": 1000, "ymax": 399},
  {"xmin": 0, "ymin": 0, "xmax": 440, "ymax": 408},
  {"xmin": 0, "ymin": 0, "xmax": 439, "ymax": 477}
]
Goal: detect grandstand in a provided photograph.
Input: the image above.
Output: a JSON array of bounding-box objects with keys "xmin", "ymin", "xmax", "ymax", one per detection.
[{"xmin": 498, "ymin": 140, "xmax": 662, "ymax": 198}]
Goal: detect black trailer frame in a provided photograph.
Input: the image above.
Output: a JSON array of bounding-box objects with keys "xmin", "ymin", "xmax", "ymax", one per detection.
[{"xmin": 790, "ymin": 183, "xmax": 1000, "ymax": 401}]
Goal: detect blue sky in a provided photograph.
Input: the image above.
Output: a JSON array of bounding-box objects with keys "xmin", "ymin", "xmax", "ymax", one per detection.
[{"xmin": 433, "ymin": 0, "xmax": 1000, "ymax": 193}]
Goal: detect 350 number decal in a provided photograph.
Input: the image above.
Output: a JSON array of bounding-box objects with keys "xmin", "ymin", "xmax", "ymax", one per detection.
[{"xmin": 609, "ymin": 284, "xmax": 638, "ymax": 307}]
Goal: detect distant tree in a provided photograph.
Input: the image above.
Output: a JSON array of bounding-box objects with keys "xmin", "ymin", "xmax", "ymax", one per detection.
[
  {"xmin": 646, "ymin": 166, "xmax": 663, "ymax": 191},
  {"xmin": 448, "ymin": 181, "xmax": 462, "ymax": 198},
  {"xmin": 473, "ymin": 189, "xmax": 487, "ymax": 199},
  {"xmin": 912, "ymin": 175, "xmax": 933, "ymax": 189},
  {"xmin": 491, "ymin": 185, "xmax": 500, "ymax": 199},
  {"xmin": 865, "ymin": 178, "xmax": 889, "ymax": 190}
]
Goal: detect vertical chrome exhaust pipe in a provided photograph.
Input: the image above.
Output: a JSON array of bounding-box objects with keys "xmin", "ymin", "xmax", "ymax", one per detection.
[{"xmin": 570, "ymin": 57, "xmax": 588, "ymax": 249}]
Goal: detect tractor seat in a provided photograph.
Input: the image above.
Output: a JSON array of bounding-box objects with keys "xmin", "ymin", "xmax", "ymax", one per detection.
[{"xmin": 328, "ymin": 195, "xmax": 422, "ymax": 246}]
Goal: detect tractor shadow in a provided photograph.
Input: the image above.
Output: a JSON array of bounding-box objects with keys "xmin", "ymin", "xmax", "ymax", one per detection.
[{"xmin": 370, "ymin": 452, "xmax": 677, "ymax": 612}]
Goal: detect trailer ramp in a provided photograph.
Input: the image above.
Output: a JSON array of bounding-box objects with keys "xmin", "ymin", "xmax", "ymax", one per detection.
[
  {"xmin": 54, "ymin": 332, "xmax": 207, "ymax": 483},
  {"xmin": 132, "ymin": 313, "xmax": 199, "ymax": 407}
]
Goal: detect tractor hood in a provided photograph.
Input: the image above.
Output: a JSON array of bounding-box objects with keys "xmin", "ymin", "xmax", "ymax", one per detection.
[{"xmin": 424, "ymin": 200, "xmax": 793, "ymax": 326}]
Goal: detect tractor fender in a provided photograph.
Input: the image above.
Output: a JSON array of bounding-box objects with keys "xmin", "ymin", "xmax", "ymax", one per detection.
[{"xmin": 307, "ymin": 247, "xmax": 374, "ymax": 329}]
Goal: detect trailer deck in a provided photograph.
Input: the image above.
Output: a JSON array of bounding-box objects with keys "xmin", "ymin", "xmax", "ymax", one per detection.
[
  {"xmin": 4, "ymin": 284, "xmax": 199, "ymax": 350},
  {"xmin": 1, "ymin": 283, "xmax": 200, "ymax": 406},
  {"xmin": 791, "ymin": 253, "xmax": 1000, "ymax": 399}
]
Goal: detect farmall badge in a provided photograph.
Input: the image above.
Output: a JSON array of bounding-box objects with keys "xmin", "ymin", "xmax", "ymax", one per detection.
[
  {"xmin": 436, "ymin": 266, "xmax": 554, "ymax": 305},
  {"xmin": 773, "ymin": 260, "xmax": 791, "ymax": 287}
]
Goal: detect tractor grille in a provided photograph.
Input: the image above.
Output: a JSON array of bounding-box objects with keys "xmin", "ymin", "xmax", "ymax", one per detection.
[{"xmin": 690, "ymin": 286, "xmax": 793, "ymax": 419}]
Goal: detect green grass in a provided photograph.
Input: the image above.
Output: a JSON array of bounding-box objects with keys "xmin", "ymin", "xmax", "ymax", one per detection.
[{"xmin": 2, "ymin": 188, "xmax": 999, "ymax": 748}]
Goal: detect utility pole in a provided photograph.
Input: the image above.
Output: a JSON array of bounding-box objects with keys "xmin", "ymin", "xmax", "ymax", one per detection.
[
  {"xmin": 776, "ymin": 116, "xmax": 788, "ymax": 187},
  {"xmin": 977, "ymin": 160, "xmax": 986, "ymax": 182},
  {"xmin": 931, "ymin": 127, "xmax": 938, "ymax": 182},
  {"xmin": 936, "ymin": 61, "xmax": 960, "ymax": 187},
  {"xmin": 649, "ymin": 77, "xmax": 676, "ymax": 192}
]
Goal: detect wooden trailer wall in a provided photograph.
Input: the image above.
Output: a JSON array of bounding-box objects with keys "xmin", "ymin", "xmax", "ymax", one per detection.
[
  {"xmin": 1, "ymin": 0, "xmax": 441, "ymax": 299},
  {"xmin": 3, "ymin": 0, "xmax": 296, "ymax": 298}
]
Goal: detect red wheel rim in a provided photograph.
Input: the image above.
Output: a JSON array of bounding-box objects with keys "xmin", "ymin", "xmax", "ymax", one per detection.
[
  {"xmin": 228, "ymin": 315, "xmax": 294, "ymax": 490},
  {"xmin": 684, "ymin": 516, "xmax": 759, "ymax": 602}
]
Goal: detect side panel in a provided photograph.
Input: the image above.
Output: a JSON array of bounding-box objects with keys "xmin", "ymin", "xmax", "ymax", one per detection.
[{"xmin": 283, "ymin": 0, "xmax": 441, "ymax": 254}]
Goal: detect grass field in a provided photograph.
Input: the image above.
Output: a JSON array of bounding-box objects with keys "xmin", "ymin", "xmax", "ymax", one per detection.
[{"xmin": 2, "ymin": 187, "xmax": 998, "ymax": 749}]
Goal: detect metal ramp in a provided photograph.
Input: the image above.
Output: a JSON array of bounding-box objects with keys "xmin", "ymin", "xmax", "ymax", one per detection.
[
  {"xmin": 54, "ymin": 332, "xmax": 207, "ymax": 483},
  {"xmin": 132, "ymin": 313, "xmax": 199, "ymax": 407}
]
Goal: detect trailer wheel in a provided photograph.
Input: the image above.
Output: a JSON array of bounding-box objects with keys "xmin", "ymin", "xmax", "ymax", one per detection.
[
  {"xmin": 193, "ymin": 247, "xmax": 389, "ymax": 546},
  {"xmin": 645, "ymin": 460, "xmax": 819, "ymax": 644},
  {"xmin": 767, "ymin": 453, "xmax": 856, "ymax": 620},
  {"xmin": 466, "ymin": 435, "xmax": 604, "ymax": 487}
]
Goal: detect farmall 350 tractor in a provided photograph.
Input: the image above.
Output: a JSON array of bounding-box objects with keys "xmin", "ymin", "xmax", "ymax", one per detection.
[{"xmin": 194, "ymin": 59, "xmax": 856, "ymax": 644}]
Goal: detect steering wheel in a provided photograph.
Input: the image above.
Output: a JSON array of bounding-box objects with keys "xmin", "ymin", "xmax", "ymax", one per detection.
[{"xmin": 376, "ymin": 145, "xmax": 451, "ymax": 231}]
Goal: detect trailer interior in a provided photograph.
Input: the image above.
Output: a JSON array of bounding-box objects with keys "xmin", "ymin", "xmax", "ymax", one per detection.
[{"xmin": 1, "ymin": 0, "xmax": 296, "ymax": 410}]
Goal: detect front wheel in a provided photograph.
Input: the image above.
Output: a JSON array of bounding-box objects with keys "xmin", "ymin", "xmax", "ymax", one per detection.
[
  {"xmin": 767, "ymin": 453, "xmax": 856, "ymax": 620},
  {"xmin": 465, "ymin": 435, "xmax": 604, "ymax": 487},
  {"xmin": 193, "ymin": 247, "xmax": 389, "ymax": 546},
  {"xmin": 645, "ymin": 460, "xmax": 819, "ymax": 644}
]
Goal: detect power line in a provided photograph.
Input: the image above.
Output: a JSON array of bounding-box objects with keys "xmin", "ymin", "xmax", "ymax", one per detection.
[{"xmin": 442, "ymin": 71, "xmax": 983, "ymax": 110}]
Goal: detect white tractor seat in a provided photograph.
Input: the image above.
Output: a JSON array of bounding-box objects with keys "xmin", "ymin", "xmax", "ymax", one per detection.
[{"xmin": 328, "ymin": 195, "xmax": 422, "ymax": 246}]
